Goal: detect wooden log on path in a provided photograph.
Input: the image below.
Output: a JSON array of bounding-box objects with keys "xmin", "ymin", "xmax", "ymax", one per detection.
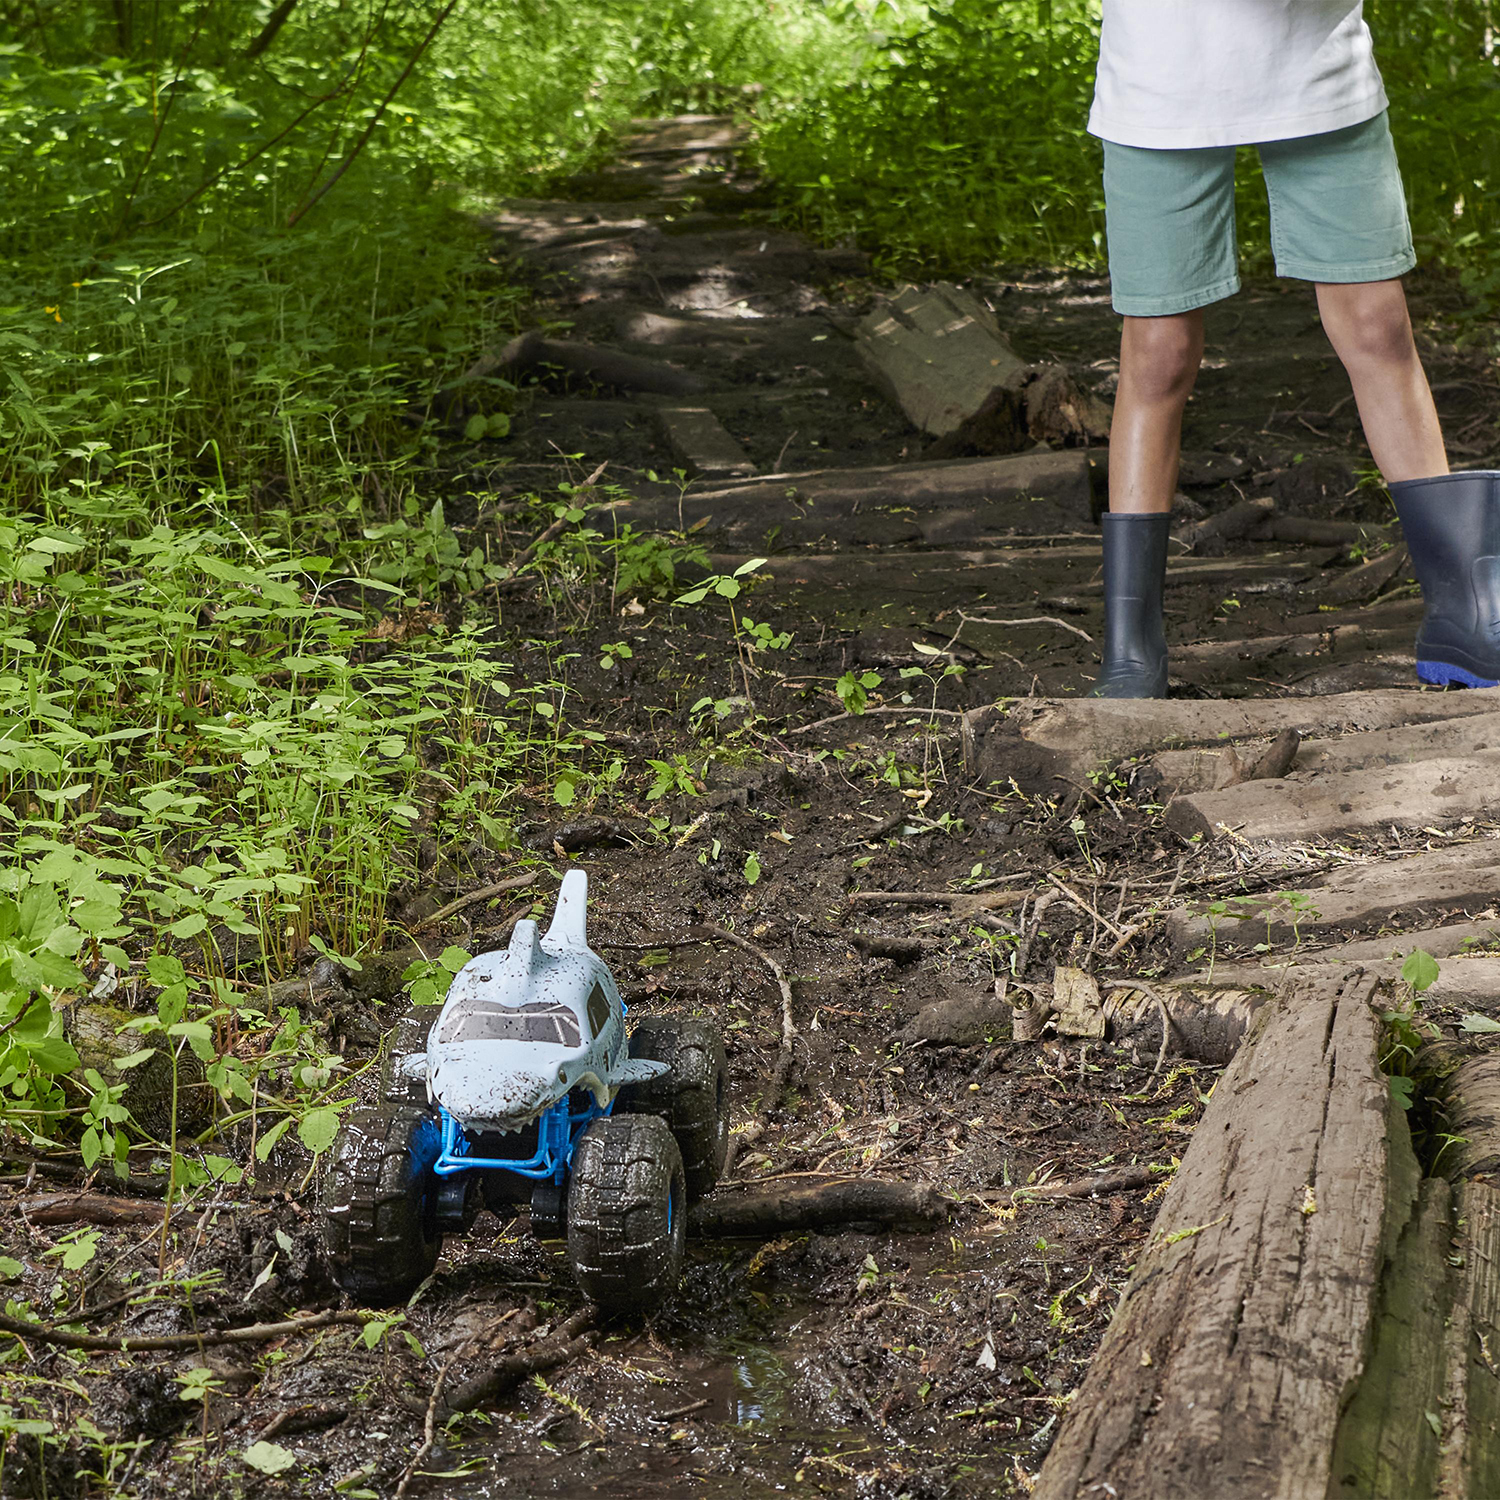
[
  {"xmin": 460, "ymin": 331, "xmax": 708, "ymax": 397},
  {"xmin": 1154, "ymin": 709, "xmax": 1500, "ymax": 792},
  {"xmin": 688, "ymin": 1178, "xmax": 946, "ymax": 1237},
  {"xmin": 1317, "ymin": 542, "xmax": 1410, "ymax": 606},
  {"xmin": 983, "ymin": 688, "xmax": 1500, "ymax": 782},
  {"xmin": 854, "ymin": 284, "xmax": 1110, "ymax": 451},
  {"xmin": 1171, "ymin": 495, "xmax": 1276, "ymax": 552},
  {"xmin": 1167, "ymin": 840, "xmax": 1500, "ymax": 955},
  {"xmin": 625, "ymin": 448, "xmax": 1095, "ymax": 547},
  {"xmin": 655, "ymin": 406, "xmax": 755, "ymax": 478},
  {"xmin": 1177, "ymin": 955, "xmax": 1500, "ymax": 1012},
  {"xmin": 1248, "ymin": 514, "xmax": 1397, "ymax": 548},
  {"xmin": 1036, "ymin": 970, "xmax": 1420, "ymax": 1500},
  {"xmin": 1163, "ymin": 749, "xmax": 1500, "ymax": 842}
]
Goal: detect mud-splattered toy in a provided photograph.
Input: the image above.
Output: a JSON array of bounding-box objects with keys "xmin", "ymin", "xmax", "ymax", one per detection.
[{"xmin": 323, "ymin": 870, "xmax": 729, "ymax": 1314}]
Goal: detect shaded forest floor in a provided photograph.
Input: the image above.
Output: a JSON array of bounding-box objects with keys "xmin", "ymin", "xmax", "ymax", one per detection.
[{"xmin": 7, "ymin": 117, "xmax": 1500, "ymax": 1500}]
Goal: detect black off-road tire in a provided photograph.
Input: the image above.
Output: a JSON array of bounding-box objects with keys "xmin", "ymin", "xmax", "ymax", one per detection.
[
  {"xmin": 379, "ymin": 1005, "xmax": 439, "ymax": 1109},
  {"xmin": 566, "ymin": 1115, "xmax": 685, "ymax": 1316},
  {"xmin": 617, "ymin": 1016, "xmax": 729, "ymax": 1202},
  {"xmin": 323, "ymin": 1103, "xmax": 443, "ymax": 1305}
]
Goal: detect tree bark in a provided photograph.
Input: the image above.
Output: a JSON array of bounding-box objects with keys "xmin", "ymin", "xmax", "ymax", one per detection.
[
  {"xmin": 688, "ymin": 1178, "xmax": 945, "ymax": 1236},
  {"xmin": 1035, "ymin": 970, "xmax": 1405, "ymax": 1500}
]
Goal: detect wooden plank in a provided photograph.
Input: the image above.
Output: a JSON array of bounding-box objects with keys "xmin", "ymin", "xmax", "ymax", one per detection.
[
  {"xmin": 1035, "ymin": 971, "xmax": 1406, "ymax": 1500},
  {"xmin": 855, "ymin": 284, "xmax": 1029, "ymax": 439},
  {"xmin": 1167, "ymin": 841, "xmax": 1500, "ymax": 954},
  {"xmin": 655, "ymin": 407, "xmax": 755, "ymax": 478},
  {"xmin": 625, "ymin": 448, "xmax": 1094, "ymax": 548},
  {"xmin": 1177, "ymin": 954, "xmax": 1500, "ymax": 1007},
  {"xmin": 996, "ymin": 688, "xmax": 1500, "ymax": 777},
  {"xmin": 1164, "ymin": 750, "xmax": 1500, "ymax": 842},
  {"xmin": 1155, "ymin": 710, "xmax": 1500, "ymax": 792},
  {"xmin": 853, "ymin": 284, "xmax": 1111, "ymax": 450}
]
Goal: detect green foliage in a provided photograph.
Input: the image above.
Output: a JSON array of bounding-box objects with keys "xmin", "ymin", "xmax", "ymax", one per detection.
[{"xmin": 753, "ymin": 0, "xmax": 1500, "ymax": 278}]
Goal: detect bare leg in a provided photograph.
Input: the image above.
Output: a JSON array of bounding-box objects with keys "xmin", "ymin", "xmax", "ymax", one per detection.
[
  {"xmin": 1108, "ymin": 311, "xmax": 1206, "ymax": 514},
  {"xmin": 1316, "ymin": 279, "xmax": 1447, "ymax": 482}
]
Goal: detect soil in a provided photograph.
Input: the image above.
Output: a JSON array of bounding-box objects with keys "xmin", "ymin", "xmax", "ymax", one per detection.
[{"xmin": 6, "ymin": 116, "xmax": 1500, "ymax": 1500}]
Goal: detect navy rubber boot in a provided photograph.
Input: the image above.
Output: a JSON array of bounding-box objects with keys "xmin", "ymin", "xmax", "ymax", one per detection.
[
  {"xmin": 1391, "ymin": 470, "xmax": 1500, "ymax": 689},
  {"xmin": 1090, "ymin": 512, "xmax": 1170, "ymax": 698}
]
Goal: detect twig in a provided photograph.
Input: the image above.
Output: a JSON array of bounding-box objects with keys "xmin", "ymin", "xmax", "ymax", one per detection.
[
  {"xmin": 956, "ymin": 613, "xmax": 1094, "ymax": 644},
  {"xmin": 1045, "ymin": 874, "xmax": 1127, "ymax": 941},
  {"xmin": 695, "ymin": 926, "xmax": 796, "ymax": 1177},
  {"xmin": 653, "ymin": 1397, "xmax": 711, "ymax": 1423},
  {"xmin": 788, "ymin": 706, "xmax": 964, "ymax": 736},
  {"xmin": 411, "ymin": 873, "xmax": 539, "ymax": 933},
  {"xmin": 396, "ymin": 1356, "xmax": 457, "ymax": 1500},
  {"xmin": 442, "ymin": 1310, "xmax": 596, "ymax": 1416},
  {"xmin": 0, "ymin": 1307, "xmax": 369, "ymax": 1354}
]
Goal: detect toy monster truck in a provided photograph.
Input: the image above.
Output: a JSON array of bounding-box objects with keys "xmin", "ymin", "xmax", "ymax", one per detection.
[{"xmin": 322, "ymin": 869, "xmax": 729, "ymax": 1315}]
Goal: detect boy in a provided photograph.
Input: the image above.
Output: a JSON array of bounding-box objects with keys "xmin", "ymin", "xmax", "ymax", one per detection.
[{"xmin": 1089, "ymin": 0, "xmax": 1500, "ymax": 697}]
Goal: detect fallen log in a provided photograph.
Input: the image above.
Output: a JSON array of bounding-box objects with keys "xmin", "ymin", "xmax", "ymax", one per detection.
[
  {"xmin": 1036, "ymin": 970, "xmax": 1421, "ymax": 1500},
  {"xmin": 1437, "ymin": 1054, "xmax": 1500, "ymax": 1179},
  {"xmin": 1248, "ymin": 514, "xmax": 1396, "ymax": 547},
  {"xmin": 1171, "ymin": 495, "xmax": 1276, "ymax": 552},
  {"xmin": 855, "ymin": 284, "xmax": 1029, "ymax": 444},
  {"xmin": 462, "ymin": 331, "xmax": 708, "ymax": 397},
  {"xmin": 1167, "ymin": 840, "xmax": 1500, "ymax": 955},
  {"xmin": 1179, "ymin": 954, "xmax": 1500, "ymax": 1009},
  {"xmin": 1015, "ymin": 1164, "xmax": 1155, "ymax": 1199},
  {"xmin": 1164, "ymin": 749, "xmax": 1500, "ymax": 842},
  {"xmin": 1154, "ymin": 709, "xmax": 1500, "ymax": 792},
  {"xmin": 989, "ymin": 687, "xmax": 1500, "ymax": 781},
  {"xmin": 1319, "ymin": 542, "xmax": 1410, "ymax": 606},
  {"xmin": 688, "ymin": 1178, "xmax": 946, "ymax": 1236},
  {"xmin": 633, "ymin": 448, "xmax": 1094, "ymax": 548},
  {"xmin": 20, "ymin": 1192, "xmax": 166, "ymax": 1228}
]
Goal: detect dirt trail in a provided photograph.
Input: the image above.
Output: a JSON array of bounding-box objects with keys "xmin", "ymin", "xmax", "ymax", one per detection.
[{"xmin": 9, "ymin": 117, "xmax": 1500, "ymax": 1500}]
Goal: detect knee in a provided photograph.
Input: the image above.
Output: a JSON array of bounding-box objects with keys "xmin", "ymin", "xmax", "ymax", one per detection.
[
  {"xmin": 1120, "ymin": 317, "xmax": 1202, "ymax": 403},
  {"xmin": 1324, "ymin": 291, "xmax": 1417, "ymax": 368}
]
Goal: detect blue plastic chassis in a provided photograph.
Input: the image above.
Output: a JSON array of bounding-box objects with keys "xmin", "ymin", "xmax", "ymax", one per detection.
[{"xmin": 433, "ymin": 1096, "xmax": 609, "ymax": 1183}]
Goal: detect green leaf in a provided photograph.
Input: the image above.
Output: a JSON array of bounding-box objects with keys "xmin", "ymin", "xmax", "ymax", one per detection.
[
  {"xmin": 114, "ymin": 1047, "xmax": 161, "ymax": 1071},
  {"xmin": 553, "ymin": 775, "xmax": 576, "ymax": 807},
  {"xmin": 242, "ymin": 1441, "xmax": 297, "ymax": 1475},
  {"xmin": 744, "ymin": 851, "xmax": 761, "ymax": 886},
  {"xmin": 1460, "ymin": 1013, "xmax": 1500, "ymax": 1034},
  {"xmin": 463, "ymin": 413, "xmax": 488, "ymax": 441},
  {"xmin": 0, "ymin": 1255, "xmax": 23, "ymax": 1280},
  {"xmin": 255, "ymin": 1115, "xmax": 295, "ymax": 1161},
  {"xmin": 1389, "ymin": 1074, "xmax": 1416, "ymax": 1111},
  {"xmin": 297, "ymin": 1107, "xmax": 341, "ymax": 1155},
  {"xmin": 1402, "ymin": 948, "xmax": 1440, "ymax": 994}
]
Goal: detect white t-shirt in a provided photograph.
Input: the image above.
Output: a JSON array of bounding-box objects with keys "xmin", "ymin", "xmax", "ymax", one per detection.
[{"xmin": 1088, "ymin": 1, "xmax": 1388, "ymax": 149}]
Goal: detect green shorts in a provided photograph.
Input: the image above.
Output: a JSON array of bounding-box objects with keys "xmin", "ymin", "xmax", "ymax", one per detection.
[{"xmin": 1102, "ymin": 110, "xmax": 1417, "ymax": 317}]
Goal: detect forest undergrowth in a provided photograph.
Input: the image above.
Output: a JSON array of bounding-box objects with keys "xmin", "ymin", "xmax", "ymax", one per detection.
[{"xmin": 4, "ymin": 1, "xmax": 1500, "ymax": 1467}]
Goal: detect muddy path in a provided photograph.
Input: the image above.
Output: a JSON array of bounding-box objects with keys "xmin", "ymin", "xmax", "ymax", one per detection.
[{"xmin": 8, "ymin": 117, "xmax": 1500, "ymax": 1500}]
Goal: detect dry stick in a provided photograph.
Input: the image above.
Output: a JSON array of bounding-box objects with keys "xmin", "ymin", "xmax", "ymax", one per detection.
[
  {"xmin": 410, "ymin": 873, "xmax": 538, "ymax": 933},
  {"xmin": 395, "ymin": 1355, "xmax": 457, "ymax": 1500},
  {"xmin": 789, "ymin": 705, "xmax": 965, "ymax": 736},
  {"xmin": 442, "ymin": 1310, "xmax": 596, "ymax": 1416},
  {"xmin": 696, "ymin": 926, "xmax": 797, "ymax": 1178},
  {"xmin": 957, "ymin": 613, "xmax": 1094, "ymax": 644},
  {"xmin": 1045, "ymin": 873, "xmax": 1127, "ymax": 942},
  {"xmin": 498, "ymin": 463, "xmax": 609, "ymax": 578},
  {"xmin": 0, "ymin": 1307, "xmax": 369, "ymax": 1354}
]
